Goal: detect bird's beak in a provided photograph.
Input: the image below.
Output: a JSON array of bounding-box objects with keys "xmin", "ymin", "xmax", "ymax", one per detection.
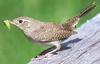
[{"xmin": 3, "ymin": 20, "xmax": 11, "ymax": 29}]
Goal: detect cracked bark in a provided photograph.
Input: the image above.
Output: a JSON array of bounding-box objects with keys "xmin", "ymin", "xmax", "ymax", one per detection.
[{"xmin": 28, "ymin": 14, "xmax": 100, "ymax": 64}]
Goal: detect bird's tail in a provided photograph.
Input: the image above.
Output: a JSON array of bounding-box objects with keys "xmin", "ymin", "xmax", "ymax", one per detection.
[
  {"xmin": 62, "ymin": 2, "xmax": 96, "ymax": 29},
  {"xmin": 77, "ymin": 2, "xmax": 96, "ymax": 18}
]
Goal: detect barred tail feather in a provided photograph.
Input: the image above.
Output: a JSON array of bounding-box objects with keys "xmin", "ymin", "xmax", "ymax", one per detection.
[
  {"xmin": 78, "ymin": 2, "xmax": 96, "ymax": 18},
  {"xmin": 62, "ymin": 2, "xmax": 96, "ymax": 29}
]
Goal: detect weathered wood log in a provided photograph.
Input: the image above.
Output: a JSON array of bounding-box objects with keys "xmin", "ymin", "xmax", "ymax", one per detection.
[{"xmin": 28, "ymin": 14, "xmax": 100, "ymax": 64}]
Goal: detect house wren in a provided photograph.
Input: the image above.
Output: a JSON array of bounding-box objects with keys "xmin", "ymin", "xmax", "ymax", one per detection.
[{"xmin": 4, "ymin": 3, "xmax": 96, "ymax": 57}]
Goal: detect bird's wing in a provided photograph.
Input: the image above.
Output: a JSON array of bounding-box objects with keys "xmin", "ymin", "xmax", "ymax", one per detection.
[{"xmin": 31, "ymin": 24, "xmax": 75, "ymax": 43}]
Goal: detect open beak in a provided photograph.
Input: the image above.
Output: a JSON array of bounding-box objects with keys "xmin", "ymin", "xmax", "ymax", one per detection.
[{"xmin": 3, "ymin": 20, "xmax": 11, "ymax": 29}]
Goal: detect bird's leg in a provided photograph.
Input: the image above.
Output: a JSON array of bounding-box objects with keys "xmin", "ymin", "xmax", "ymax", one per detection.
[{"xmin": 45, "ymin": 41, "xmax": 61, "ymax": 57}]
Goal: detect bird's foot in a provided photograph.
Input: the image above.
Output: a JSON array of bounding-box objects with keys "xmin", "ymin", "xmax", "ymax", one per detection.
[{"xmin": 44, "ymin": 53, "xmax": 54, "ymax": 58}]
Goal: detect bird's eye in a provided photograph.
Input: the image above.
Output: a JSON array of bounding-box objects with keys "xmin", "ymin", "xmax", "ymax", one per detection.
[{"xmin": 19, "ymin": 20, "xmax": 23, "ymax": 23}]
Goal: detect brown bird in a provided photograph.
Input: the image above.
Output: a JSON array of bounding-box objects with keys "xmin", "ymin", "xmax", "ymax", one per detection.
[{"xmin": 4, "ymin": 3, "xmax": 96, "ymax": 57}]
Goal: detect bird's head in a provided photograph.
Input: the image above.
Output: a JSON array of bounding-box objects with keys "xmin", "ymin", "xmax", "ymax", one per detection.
[
  {"xmin": 10, "ymin": 17, "xmax": 33, "ymax": 30},
  {"xmin": 4, "ymin": 17, "xmax": 43, "ymax": 31}
]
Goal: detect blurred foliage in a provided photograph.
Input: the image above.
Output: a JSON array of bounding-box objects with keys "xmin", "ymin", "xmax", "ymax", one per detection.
[{"xmin": 0, "ymin": 0, "xmax": 100, "ymax": 64}]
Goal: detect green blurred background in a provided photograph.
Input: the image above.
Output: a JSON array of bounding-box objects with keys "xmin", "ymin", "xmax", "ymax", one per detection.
[{"xmin": 0, "ymin": 0, "xmax": 100, "ymax": 64}]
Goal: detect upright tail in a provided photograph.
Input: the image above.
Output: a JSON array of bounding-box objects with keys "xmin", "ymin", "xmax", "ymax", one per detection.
[
  {"xmin": 78, "ymin": 2, "xmax": 96, "ymax": 18},
  {"xmin": 62, "ymin": 2, "xmax": 96, "ymax": 29}
]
